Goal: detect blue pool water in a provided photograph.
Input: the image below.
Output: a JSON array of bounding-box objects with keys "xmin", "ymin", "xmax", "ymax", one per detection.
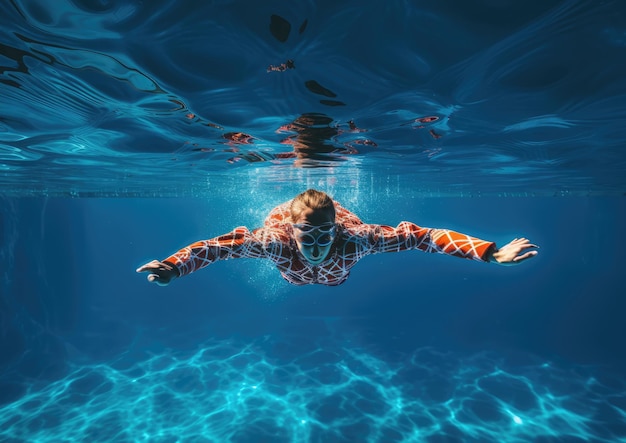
[{"xmin": 1, "ymin": 1, "xmax": 626, "ymax": 442}]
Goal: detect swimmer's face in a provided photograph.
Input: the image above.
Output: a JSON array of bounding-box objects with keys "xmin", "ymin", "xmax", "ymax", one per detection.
[{"xmin": 293, "ymin": 207, "xmax": 336, "ymax": 265}]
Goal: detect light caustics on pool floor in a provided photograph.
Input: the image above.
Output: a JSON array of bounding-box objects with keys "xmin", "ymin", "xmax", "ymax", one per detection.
[{"xmin": 1, "ymin": 338, "xmax": 624, "ymax": 442}]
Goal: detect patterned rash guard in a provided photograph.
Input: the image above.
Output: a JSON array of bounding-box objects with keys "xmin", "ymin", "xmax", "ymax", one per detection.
[{"xmin": 162, "ymin": 200, "xmax": 496, "ymax": 286}]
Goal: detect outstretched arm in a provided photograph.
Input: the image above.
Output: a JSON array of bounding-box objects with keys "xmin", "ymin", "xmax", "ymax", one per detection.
[
  {"xmin": 365, "ymin": 222, "xmax": 496, "ymax": 262},
  {"xmin": 136, "ymin": 226, "xmax": 276, "ymax": 286},
  {"xmin": 357, "ymin": 221, "xmax": 538, "ymax": 264}
]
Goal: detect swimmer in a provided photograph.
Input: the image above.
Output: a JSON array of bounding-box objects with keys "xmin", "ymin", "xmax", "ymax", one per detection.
[{"xmin": 137, "ymin": 189, "xmax": 538, "ymax": 286}]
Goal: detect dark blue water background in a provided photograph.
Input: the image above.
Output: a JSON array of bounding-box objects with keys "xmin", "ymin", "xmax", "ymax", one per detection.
[{"xmin": 1, "ymin": 0, "xmax": 625, "ymax": 441}]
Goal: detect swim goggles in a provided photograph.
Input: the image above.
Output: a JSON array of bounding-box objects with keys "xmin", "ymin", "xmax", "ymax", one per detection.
[{"xmin": 292, "ymin": 223, "xmax": 337, "ymax": 247}]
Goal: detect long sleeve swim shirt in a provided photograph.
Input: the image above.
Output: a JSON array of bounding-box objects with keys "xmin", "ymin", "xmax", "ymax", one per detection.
[{"xmin": 162, "ymin": 200, "xmax": 496, "ymax": 286}]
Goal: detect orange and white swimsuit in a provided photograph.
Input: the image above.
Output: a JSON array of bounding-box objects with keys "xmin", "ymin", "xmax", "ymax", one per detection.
[{"xmin": 163, "ymin": 200, "xmax": 496, "ymax": 286}]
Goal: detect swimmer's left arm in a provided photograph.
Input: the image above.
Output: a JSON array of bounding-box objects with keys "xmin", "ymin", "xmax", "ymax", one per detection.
[{"xmin": 367, "ymin": 222, "xmax": 538, "ymax": 264}]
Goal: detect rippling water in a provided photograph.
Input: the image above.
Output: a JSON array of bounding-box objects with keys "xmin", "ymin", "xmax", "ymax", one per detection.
[{"xmin": 1, "ymin": 0, "xmax": 625, "ymax": 196}]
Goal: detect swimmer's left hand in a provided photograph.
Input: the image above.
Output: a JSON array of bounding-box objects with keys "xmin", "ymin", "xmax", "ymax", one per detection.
[{"xmin": 490, "ymin": 238, "xmax": 539, "ymax": 265}]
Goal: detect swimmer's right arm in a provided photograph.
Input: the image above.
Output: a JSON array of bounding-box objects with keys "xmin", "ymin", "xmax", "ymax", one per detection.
[
  {"xmin": 136, "ymin": 226, "xmax": 289, "ymax": 286},
  {"xmin": 137, "ymin": 228, "xmax": 255, "ymax": 286},
  {"xmin": 136, "ymin": 260, "xmax": 180, "ymax": 286}
]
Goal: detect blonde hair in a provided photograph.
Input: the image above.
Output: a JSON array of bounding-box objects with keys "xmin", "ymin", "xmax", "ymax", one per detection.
[{"xmin": 290, "ymin": 189, "xmax": 335, "ymax": 222}]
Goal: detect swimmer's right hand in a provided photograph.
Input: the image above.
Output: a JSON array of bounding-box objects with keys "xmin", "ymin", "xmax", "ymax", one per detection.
[{"xmin": 136, "ymin": 260, "xmax": 179, "ymax": 286}]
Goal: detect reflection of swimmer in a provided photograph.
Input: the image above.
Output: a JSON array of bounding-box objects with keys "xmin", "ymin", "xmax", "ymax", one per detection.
[
  {"xmin": 227, "ymin": 113, "xmax": 377, "ymax": 167},
  {"xmin": 278, "ymin": 113, "xmax": 345, "ymax": 164},
  {"xmin": 137, "ymin": 189, "xmax": 539, "ymax": 287}
]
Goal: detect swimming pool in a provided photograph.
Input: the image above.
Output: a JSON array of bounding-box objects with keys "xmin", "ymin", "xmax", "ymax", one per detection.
[{"xmin": 1, "ymin": 1, "xmax": 625, "ymax": 441}]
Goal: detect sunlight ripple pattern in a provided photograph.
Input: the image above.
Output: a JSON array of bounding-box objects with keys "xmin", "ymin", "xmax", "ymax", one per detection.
[{"xmin": 0, "ymin": 340, "xmax": 624, "ymax": 442}]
